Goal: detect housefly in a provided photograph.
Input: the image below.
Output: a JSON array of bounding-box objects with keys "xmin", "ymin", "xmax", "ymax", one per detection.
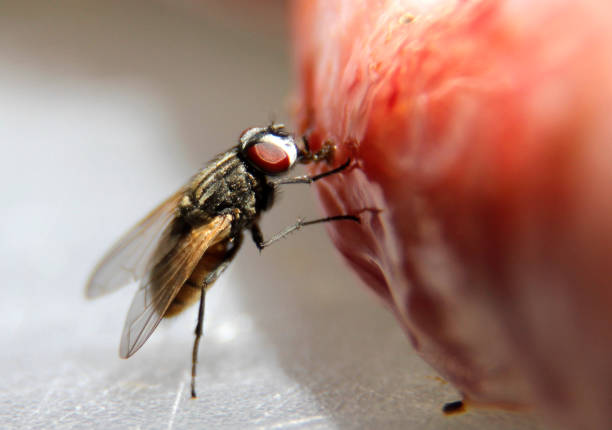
[{"xmin": 85, "ymin": 124, "xmax": 358, "ymax": 398}]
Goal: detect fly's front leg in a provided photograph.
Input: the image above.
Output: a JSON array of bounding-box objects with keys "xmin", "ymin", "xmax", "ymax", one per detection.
[
  {"xmin": 250, "ymin": 215, "xmax": 359, "ymax": 251},
  {"xmin": 191, "ymin": 233, "xmax": 243, "ymax": 399},
  {"xmin": 250, "ymin": 223, "xmax": 265, "ymax": 251},
  {"xmin": 298, "ymin": 137, "xmax": 335, "ymax": 164},
  {"xmin": 270, "ymin": 158, "xmax": 352, "ymax": 186}
]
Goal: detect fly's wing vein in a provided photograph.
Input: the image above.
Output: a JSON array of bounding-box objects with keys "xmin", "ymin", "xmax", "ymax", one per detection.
[
  {"xmin": 85, "ymin": 189, "xmax": 185, "ymax": 299},
  {"xmin": 119, "ymin": 214, "xmax": 233, "ymax": 358}
]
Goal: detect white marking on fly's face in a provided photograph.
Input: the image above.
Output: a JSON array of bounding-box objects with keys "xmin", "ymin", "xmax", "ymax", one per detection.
[{"xmin": 258, "ymin": 133, "xmax": 298, "ymax": 167}]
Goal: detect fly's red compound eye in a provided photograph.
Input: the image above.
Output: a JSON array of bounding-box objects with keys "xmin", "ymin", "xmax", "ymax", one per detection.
[
  {"xmin": 242, "ymin": 129, "xmax": 298, "ymax": 174},
  {"xmin": 247, "ymin": 142, "xmax": 290, "ymax": 173}
]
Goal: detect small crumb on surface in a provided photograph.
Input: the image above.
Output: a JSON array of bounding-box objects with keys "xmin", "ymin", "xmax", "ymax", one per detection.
[{"xmin": 443, "ymin": 400, "xmax": 466, "ymax": 415}]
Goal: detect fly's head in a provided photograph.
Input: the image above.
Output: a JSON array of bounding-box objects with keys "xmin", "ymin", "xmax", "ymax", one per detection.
[
  {"xmin": 239, "ymin": 124, "xmax": 300, "ymax": 176},
  {"xmin": 239, "ymin": 124, "xmax": 336, "ymax": 176},
  {"xmin": 239, "ymin": 124, "xmax": 344, "ymax": 213}
]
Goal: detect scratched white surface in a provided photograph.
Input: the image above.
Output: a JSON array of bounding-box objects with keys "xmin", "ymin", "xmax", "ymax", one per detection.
[{"xmin": 0, "ymin": 1, "xmax": 547, "ymax": 429}]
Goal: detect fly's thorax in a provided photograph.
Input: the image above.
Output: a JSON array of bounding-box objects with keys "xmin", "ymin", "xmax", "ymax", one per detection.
[
  {"xmin": 178, "ymin": 194, "xmax": 211, "ymax": 226},
  {"xmin": 178, "ymin": 149, "xmax": 275, "ymax": 230}
]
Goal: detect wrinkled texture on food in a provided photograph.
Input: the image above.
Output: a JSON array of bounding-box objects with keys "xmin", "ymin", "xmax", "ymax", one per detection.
[{"xmin": 291, "ymin": 1, "xmax": 612, "ymax": 429}]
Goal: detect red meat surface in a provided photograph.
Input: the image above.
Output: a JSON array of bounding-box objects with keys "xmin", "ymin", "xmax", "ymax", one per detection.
[{"xmin": 291, "ymin": 1, "xmax": 612, "ymax": 429}]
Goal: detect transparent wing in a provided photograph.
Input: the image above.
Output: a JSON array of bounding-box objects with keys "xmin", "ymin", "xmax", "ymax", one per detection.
[
  {"xmin": 85, "ymin": 189, "xmax": 185, "ymax": 299},
  {"xmin": 119, "ymin": 214, "xmax": 233, "ymax": 358}
]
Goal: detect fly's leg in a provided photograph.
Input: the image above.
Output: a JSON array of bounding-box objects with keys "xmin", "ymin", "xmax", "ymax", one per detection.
[
  {"xmin": 191, "ymin": 288, "xmax": 206, "ymax": 399},
  {"xmin": 261, "ymin": 154, "xmax": 358, "ymax": 249},
  {"xmin": 191, "ymin": 234, "xmax": 243, "ymax": 399},
  {"xmin": 298, "ymin": 137, "xmax": 335, "ymax": 164},
  {"xmin": 270, "ymin": 158, "xmax": 352, "ymax": 186},
  {"xmin": 250, "ymin": 223, "xmax": 265, "ymax": 250},
  {"xmin": 250, "ymin": 215, "xmax": 359, "ymax": 251}
]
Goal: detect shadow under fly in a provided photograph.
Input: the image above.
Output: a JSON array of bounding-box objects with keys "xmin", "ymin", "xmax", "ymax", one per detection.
[{"xmin": 85, "ymin": 124, "xmax": 359, "ymax": 398}]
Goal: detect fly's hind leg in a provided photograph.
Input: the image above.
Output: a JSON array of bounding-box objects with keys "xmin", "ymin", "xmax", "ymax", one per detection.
[
  {"xmin": 191, "ymin": 288, "xmax": 206, "ymax": 399},
  {"xmin": 191, "ymin": 234, "xmax": 243, "ymax": 399}
]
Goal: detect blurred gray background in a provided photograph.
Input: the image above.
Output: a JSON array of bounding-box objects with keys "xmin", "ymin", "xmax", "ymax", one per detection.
[{"xmin": 0, "ymin": 1, "xmax": 545, "ymax": 429}]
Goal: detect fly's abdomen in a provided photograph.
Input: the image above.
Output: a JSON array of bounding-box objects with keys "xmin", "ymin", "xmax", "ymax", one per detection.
[{"xmin": 164, "ymin": 238, "xmax": 232, "ymax": 317}]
